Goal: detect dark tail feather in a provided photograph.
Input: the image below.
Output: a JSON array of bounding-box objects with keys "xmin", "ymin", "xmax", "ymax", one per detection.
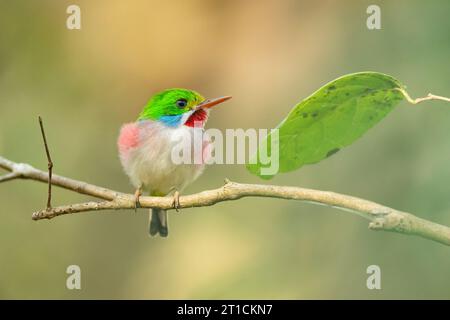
[{"xmin": 149, "ymin": 208, "xmax": 168, "ymax": 237}]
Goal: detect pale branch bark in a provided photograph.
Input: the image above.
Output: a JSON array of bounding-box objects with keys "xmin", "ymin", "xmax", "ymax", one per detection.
[
  {"xmin": 1, "ymin": 156, "xmax": 450, "ymax": 246},
  {"xmin": 0, "ymin": 171, "xmax": 21, "ymax": 182}
]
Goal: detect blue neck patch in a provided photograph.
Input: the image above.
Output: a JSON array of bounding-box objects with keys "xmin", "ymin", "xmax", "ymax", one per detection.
[{"xmin": 159, "ymin": 114, "xmax": 183, "ymax": 127}]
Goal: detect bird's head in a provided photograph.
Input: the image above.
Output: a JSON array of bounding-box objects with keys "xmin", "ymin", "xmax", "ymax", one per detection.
[{"xmin": 138, "ymin": 88, "xmax": 231, "ymax": 128}]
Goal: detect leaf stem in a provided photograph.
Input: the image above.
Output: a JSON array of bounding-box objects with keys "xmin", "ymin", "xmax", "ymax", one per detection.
[{"xmin": 398, "ymin": 88, "xmax": 450, "ymax": 105}]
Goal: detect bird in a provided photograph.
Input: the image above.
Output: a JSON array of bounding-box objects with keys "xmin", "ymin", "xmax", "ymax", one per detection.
[{"xmin": 117, "ymin": 88, "xmax": 231, "ymax": 237}]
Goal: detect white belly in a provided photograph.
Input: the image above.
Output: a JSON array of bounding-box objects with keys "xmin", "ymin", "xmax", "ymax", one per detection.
[{"xmin": 122, "ymin": 121, "xmax": 207, "ymax": 195}]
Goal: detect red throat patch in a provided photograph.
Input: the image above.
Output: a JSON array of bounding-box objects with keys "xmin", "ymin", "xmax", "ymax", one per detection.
[{"xmin": 185, "ymin": 109, "xmax": 208, "ymax": 127}]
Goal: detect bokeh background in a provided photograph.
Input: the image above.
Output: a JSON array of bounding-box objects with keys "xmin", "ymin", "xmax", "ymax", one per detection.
[{"xmin": 0, "ymin": 0, "xmax": 449, "ymax": 299}]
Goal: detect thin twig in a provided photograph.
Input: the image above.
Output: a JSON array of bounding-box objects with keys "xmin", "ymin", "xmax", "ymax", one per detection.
[
  {"xmin": 0, "ymin": 155, "xmax": 449, "ymax": 246},
  {"xmin": 38, "ymin": 116, "xmax": 53, "ymax": 209},
  {"xmin": 398, "ymin": 88, "xmax": 450, "ymax": 104}
]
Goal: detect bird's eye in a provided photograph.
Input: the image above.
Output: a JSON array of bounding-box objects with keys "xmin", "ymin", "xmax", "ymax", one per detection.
[{"xmin": 176, "ymin": 99, "xmax": 188, "ymax": 108}]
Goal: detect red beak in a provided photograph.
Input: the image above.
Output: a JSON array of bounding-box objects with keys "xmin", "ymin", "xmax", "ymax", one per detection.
[{"xmin": 196, "ymin": 96, "xmax": 232, "ymax": 109}]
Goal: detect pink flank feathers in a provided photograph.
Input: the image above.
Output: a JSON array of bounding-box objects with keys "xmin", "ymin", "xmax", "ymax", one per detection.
[
  {"xmin": 118, "ymin": 123, "xmax": 140, "ymax": 156},
  {"xmin": 202, "ymin": 139, "xmax": 212, "ymax": 165}
]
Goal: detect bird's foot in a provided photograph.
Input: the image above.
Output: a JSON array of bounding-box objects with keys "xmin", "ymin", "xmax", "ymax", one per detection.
[
  {"xmin": 134, "ymin": 187, "xmax": 142, "ymax": 212},
  {"xmin": 172, "ymin": 190, "xmax": 180, "ymax": 212}
]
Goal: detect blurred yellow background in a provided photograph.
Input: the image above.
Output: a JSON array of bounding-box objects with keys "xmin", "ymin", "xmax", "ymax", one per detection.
[{"xmin": 0, "ymin": 0, "xmax": 449, "ymax": 299}]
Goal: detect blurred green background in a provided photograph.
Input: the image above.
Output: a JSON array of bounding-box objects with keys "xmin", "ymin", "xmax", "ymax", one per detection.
[{"xmin": 0, "ymin": 0, "xmax": 449, "ymax": 299}]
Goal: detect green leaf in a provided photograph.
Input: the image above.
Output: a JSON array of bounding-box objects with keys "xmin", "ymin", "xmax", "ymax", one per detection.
[{"xmin": 247, "ymin": 72, "xmax": 405, "ymax": 179}]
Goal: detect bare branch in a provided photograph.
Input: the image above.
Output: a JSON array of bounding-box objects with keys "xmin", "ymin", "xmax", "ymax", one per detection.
[
  {"xmin": 0, "ymin": 171, "xmax": 21, "ymax": 183},
  {"xmin": 0, "ymin": 155, "xmax": 449, "ymax": 246},
  {"xmin": 0, "ymin": 156, "xmax": 118, "ymax": 201},
  {"xmin": 38, "ymin": 116, "xmax": 53, "ymax": 209}
]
